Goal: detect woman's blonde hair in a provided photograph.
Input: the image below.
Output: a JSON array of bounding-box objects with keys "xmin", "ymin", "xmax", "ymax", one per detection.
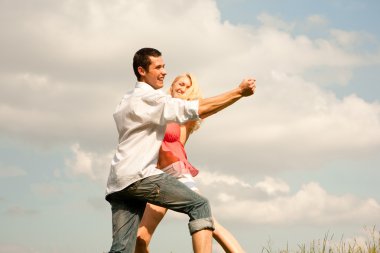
[
  {"xmin": 170, "ymin": 73, "xmax": 203, "ymax": 132},
  {"xmin": 170, "ymin": 73, "xmax": 203, "ymax": 100}
]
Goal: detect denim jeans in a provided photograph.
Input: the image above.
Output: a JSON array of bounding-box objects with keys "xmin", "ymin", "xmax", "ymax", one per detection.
[{"xmin": 106, "ymin": 173, "xmax": 214, "ymax": 253}]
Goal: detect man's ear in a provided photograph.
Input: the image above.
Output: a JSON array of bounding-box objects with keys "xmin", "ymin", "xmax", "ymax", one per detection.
[{"xmin": 137, "ymin": 66, "xmax": 146, "ymax": 77}]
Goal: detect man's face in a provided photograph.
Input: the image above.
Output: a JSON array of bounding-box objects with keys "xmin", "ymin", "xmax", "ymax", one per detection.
[{"xmin": 139, "ymin": 56, "xmax": 166, "ymax": 89}]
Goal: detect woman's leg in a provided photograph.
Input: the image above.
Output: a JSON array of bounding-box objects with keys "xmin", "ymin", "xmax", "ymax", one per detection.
[
  {"xmin": 212, "ymin": 218, "xmax": 245, "ymax": 253},
  {"xmin": 178, "ymin": 173, "xmax": 244, "ymax": 253},
  {"xmin": 135, "ymin": 203, "xmax": 168, "ymax": 253}
]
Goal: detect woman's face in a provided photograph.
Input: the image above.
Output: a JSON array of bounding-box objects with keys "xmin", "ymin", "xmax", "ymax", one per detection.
[{"xmin": 171, "ymin": 76, "xmax": 192, "ymax": 99}]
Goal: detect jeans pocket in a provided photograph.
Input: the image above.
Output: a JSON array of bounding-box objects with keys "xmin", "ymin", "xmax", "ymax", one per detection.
[
  {"xmin": 146, "ymin": 183, "xmax": 161, "ymax": 201},
  {"xmin": 126, "ymin": 180, "xmax": 140, "ymax": 193},
  {"xmin": 138, "ymin": 177, "xmax": 163, "ymax": 203}
]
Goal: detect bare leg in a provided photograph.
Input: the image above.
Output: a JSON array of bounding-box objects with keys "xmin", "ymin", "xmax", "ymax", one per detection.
[
  {"xmin": 135, "ymin": 203, "xmax": 168, "ymax": 253},
  {"xmin": 212, "ymin": 218, "xmax": 245, "ymax": 253},
  {"xmin": 192, "ymin": 229, "xmax": 213, "ymax": 253}
]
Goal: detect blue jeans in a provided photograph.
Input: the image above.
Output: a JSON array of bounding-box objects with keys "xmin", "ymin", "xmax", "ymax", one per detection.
[{"xmin": 106, "ymin": 173, "xmax": 214, "ymax": 253}]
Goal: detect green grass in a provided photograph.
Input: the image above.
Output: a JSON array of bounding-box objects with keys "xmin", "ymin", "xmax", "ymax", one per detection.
[{"xmin": 261, "ymin": 227, "xmax": 380, "ymax": 253}]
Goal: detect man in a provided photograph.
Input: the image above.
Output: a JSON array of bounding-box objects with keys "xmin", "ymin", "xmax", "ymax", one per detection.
[{"xmin": 106, "ymin": 47, "xmax": 256, "ymax": 253}]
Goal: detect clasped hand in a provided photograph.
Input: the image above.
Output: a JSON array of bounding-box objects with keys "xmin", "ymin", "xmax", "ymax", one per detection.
[{"xmin": 239, "ymin": 78, "xmax": 256, "ymax": 97}]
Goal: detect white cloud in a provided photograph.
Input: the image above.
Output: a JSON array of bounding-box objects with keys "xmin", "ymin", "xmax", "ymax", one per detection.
[
  {"xmin": 0, "ymin": 1, "xmax": 379, "ymax": 252},
  {"xmin": 257, "ymin": 13, "xmax": 295, "ymax": 31},
  {"xmin": 307, "ymin": 15, "xmax": 328, "ymax": 26},
  {"xmin": 0, "ymin": 0, "xmax": 378, "ymax": 158},
  {"xmin": 187, "ymin": 70, "xmax": 380, "ymax": 173},
  {"xmin": 0, "ymin": 71, "xmax": 118, "ymax": 149},
  {"xmin": 65, "ymin": 143, "xmax": 95, "ymax": 179},
  {"xmin": 217, "ymin": 192, "xmax": 235, "ymax": 202},
  {"xmin": 1, "ymin": 0, "xmax": 377, "ymax": 217},
  {"xmin": 254, "ymin": 177, "xmax": 290, "ymax": 196},
  {"xmin": 197, "ymin": 170, "xmax": 252, "ymax": 188},
  {"xmin": 330, "ymin": 29, "xmax": 361, "ymax": 47},
  {"xmin": 65, "ymin": 143, "xmax": 112, "ymax": 183},
  {"xmin": 200, "ymin": 174, "xmax": 380, "ymax": 226},
  {"xmin": 330, "ymin": 29, "xmax": 375, "ymax": 48},
  {"xmin": 161, "ymin": 170, "xmax": 380, "ymax": 226},
  {"xmin": 0, "ymin": 0, "xmax": 379, "ymax": 225}
]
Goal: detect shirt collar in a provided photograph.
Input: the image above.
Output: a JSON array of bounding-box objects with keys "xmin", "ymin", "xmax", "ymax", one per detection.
[{"xmin": 136, "ymin": 82, "xmax": 155, "ymax": 91}]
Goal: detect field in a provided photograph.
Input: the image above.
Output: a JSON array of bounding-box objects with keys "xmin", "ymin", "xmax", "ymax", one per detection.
[{"xmin": 262, "ymin": 227, "xmax": 380, "ymax": 253}]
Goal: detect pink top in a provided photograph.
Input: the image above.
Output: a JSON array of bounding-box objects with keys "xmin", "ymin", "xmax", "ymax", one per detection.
[{"xmin": 160, "ymin": 123, "xmax": 199, "ymax": 177}]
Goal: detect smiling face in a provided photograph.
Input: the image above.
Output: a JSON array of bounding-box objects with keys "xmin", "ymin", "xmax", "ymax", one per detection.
[
  {"xmin": 138, "ymin": 56, "xmax": 167, "ymax": 89},
  {"xmin": 170, "ymin": 75, "xmax": 192, "ymax": 99}
]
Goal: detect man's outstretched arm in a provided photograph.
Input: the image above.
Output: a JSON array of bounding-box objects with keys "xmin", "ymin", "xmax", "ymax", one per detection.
[{"xmin": 198, "ymin": 78, "xmax": 256, "ymax": 119}]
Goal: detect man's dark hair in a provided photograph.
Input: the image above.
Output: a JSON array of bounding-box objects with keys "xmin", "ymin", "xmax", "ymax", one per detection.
[{"xmin": 133, "ymin": 48, "xmax": 162, "ymax": 80}]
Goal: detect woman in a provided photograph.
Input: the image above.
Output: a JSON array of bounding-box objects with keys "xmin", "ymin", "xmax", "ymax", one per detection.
[{"xmin": 135, "ymin": 73, "xmax": 245, "ymax": 253}]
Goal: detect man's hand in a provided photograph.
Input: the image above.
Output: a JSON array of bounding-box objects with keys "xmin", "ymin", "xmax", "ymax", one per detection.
[
  {"xmin": 198, "ymin": 77, "xmax": 256, "ymax": 119},
  {"xmin": 239, "ymin": 78, "xmax": 256, "ymax": 97}
]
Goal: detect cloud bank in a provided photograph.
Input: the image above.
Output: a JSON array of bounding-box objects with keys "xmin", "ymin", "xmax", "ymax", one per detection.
[
  {"xmin": 1, "ymin": 0, "xmax": 379, "ymax": 175},
  {"xmin": 65, "ymin": 144, "xmax": 380, "ymax": 226}
]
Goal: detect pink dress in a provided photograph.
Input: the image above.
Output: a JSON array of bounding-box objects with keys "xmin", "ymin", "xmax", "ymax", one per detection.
[{"xmin": 160, "ymin": 123, "xmax": 199, "ymax": 177}]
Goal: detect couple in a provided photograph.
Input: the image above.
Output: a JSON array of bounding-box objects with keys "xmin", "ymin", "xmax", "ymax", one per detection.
[{"xmin": 105, "ymin": 48, "xmax": 256, "ymax": 253}]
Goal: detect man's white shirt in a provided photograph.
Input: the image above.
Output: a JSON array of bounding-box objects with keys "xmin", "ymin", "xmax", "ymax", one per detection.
[{"xmin": 106, "ymin": 82, "xmax": 199, "ymax": 196}]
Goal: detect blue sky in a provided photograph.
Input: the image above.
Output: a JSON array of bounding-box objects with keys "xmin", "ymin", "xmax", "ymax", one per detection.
[
  {"xmin": 217, "ymin": 0, "xmax": 380, "ymax": 33},
  {"xmin": 217, "ymin": 0, "xmax": 380, "ymax": 102},
  {"xmin": 1, "ymin": 0, "xmax": 380, "ymax": 252}
]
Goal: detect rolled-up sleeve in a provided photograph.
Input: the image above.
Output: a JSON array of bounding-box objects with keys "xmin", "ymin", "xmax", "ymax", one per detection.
[
  {"xmin": 163, "ymin": 98, "xmax": 199, "ymax": 124},
  {"xmin": 139, "ymin": 92, "xmax": 199, "ymax": 125}
]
